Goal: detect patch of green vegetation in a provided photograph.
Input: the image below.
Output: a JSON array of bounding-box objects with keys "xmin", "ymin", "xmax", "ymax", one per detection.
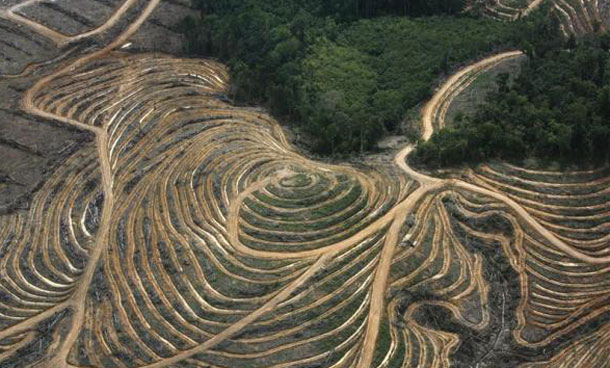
[
  {"xmin": 178, "ymin": 0, "xmax": 521, "ymax": 154},
  {"xmin": 413, "ymin": 13, "xmax": 610, "ymax": 167},
  {"xmin": 300, "ymin": 16, "xmax": 518, "ymax": 153},
  {"xmin": 445, "ymin": 56, "xmax": 524, "ymax": 128},
  {"xmin": 253, "ymin": 177, "xmax": 350, "ymax": 209},
  {"xmin": 279, "ymin": 173, "xmax": 311, "ymax": 187}
]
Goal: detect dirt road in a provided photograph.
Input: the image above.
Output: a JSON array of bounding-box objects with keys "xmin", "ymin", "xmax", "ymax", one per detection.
[
  {"xmin": 0, "ymin": 1, "xmax": 161, "ymax": 366},
  {"xmin": 0, "ymin": 0, "xmax": 140, "ymax": 47},
  {"xmin": 358, "ymin": 48, "xmax": 610, "ymax": 367}
]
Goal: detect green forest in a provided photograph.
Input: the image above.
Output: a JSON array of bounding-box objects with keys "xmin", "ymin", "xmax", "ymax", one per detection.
[
  {"xmin": 180, "ymin": 1, "xmax": 610, "ymax": 166},
  {"xmin": 413, "ymin": 29, "xmax": 610, "ymax": 167},
  {"xmin": 179, "ymin": 0, "xmax": 523, "ymax": 153}
]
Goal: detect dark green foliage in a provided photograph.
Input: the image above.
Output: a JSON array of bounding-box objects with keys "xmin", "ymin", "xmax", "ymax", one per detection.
[
  {"xmin": 178, "ymin": 0, "xmax": 521, "ymax": 154},
  {"xmin": 178, "ymin": 0, "xmax": 337, "ymax": 111},
  {"xmin": 300, "ymin": 17, "xmax": 517, "ymax": 153},
  {"xmin": 329, "ymin": 0, "xmax": 468, "ymax": 19},
  {"xmin": 413, "ymin": 18, "xmax": 610, "ymax": 167}
]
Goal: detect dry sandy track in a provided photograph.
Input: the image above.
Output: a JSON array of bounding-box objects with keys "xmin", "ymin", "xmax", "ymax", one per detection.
[{"xmin": 0, "ymin": 0, "xmax": 142, "ymax": 47}]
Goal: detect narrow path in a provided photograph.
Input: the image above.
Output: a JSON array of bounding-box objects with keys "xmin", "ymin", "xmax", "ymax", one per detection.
[
  {"xmin": 355, "ymin": 186, "xmax": 433, "ymax": 367},
  {"xmin": 395, "ymin": 51, "xmax": 523, "ymax": 185}
]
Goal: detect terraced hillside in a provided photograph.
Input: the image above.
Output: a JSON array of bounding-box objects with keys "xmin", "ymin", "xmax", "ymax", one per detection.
[
  {"xmin": 0, "ymin": 0, "xmax": 191, "ymax": 214},
  {"xmin": 480, "ymin": 0, "xmax": 609, "ymax": 35},
  {"xmin": 0, "ymin": 1, "xmax": 609, "ymax": 367}
]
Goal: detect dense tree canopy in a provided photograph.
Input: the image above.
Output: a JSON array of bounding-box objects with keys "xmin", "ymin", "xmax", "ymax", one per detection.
[
  {"xmin": 299, "ymin": 17, "xmax": 518, "ymax": 152},
  {"xmin": 413, "ymin": 27, "xmax": 610, "ymax": 167},
  {"xmin": 179, "ymin": 0, "xmax": 523, "ymax": 153},
  {"xmin": 192, "ymin": 0, "xmax": 466, "ymax": 21}
]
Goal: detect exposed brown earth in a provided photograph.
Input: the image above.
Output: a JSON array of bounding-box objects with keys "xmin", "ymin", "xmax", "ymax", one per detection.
[{"xmin": 481, "ymin": 0, "xmax": 609, "ymax": 35}]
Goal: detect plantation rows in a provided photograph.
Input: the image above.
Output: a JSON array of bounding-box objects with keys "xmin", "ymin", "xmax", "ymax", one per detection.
[
  {"xmin": 483, "ymin": 0, "xmax": 609, "ymax": 35},
  {"xmin": 6, "ymin": 50, "xmax": 415, "ymax": 366},
  {"xmin": 467, "ymin": 163, "xmax": 610, "ymax": 347}
]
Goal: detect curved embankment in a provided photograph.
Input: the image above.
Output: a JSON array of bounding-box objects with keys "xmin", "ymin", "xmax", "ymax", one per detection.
[
  {"xmin": 484, "ymin": 0, "xmax": 607, "ymax": 36},
  {"xmin": 0, "ymin": 2, "xmax": 609, "ymax": 367},
  {"xmin": 0, "ymin": 0, "xmax": 141, "ymax": 47},
  {"xmin": 0, "ymin": 1, "xmax": 161, "ymax": 367},
  {"xmin": 404, "ymin": 49, "xmax": 610, "ymax": 265},
  {"xmin": 482, "ymin": 0, "xmax": 545, "ymax": 21},
  {"xmin": 401, "ymin": 47, "xmax": 610, "ymax": 367}
]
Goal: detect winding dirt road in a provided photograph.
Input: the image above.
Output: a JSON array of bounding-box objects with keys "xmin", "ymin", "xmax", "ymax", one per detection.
[
  {"xmin": 403, "ymin": 49, "xmax": 610, "ymax": 264},
  {"xmin": 0, "ymin": 0, "xmax": 140, "ymax": 47},
  {"xmin": 0, "ymin": 0, "xmax": 161, "ymax": 366},
  {"xmin": 359, "ymin": 48, "xmax": 610, "ymax": 367}
]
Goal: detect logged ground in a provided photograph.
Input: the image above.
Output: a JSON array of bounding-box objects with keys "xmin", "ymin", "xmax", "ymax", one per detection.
[
  {"xmin": 0, "ymin": 1, "xmax": 609, "ymax": 367},
  {"xmin": 481, "ymin": 0, "xmax": 610, "ymax": 35}
]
